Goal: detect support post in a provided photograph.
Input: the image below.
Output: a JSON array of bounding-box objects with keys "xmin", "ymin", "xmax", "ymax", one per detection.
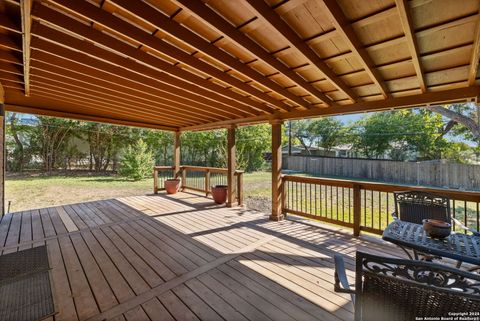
[
  {"xmin": 0, "ymin": 83, "xmax": 4, "ymax": 215},
  {"xmin": 270, "ymin": 119, "xmax": 284, "ymax": 221},
  {"xmin": 226, "ymin": 125, "xmax": 236, "ymax": 207},
  {"xmin": 353, "ymin": 184, "xmax": 361, "ymax": 237},
  {"xmin": 173, "ymin": 131, "xmax": 181, "ymax": 178}
]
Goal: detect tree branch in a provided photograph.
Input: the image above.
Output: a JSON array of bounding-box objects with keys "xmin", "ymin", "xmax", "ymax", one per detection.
[{"xmin": 427, "ymin": 105, "xmax": 480, "ymax": 139}]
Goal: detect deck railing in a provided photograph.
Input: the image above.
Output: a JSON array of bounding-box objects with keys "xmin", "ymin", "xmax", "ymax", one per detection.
[
  {"xmin": 282, "ymin": 175, "xmax": 480, "ymax": 236},
  {"xmin": 153, "ymin": 165, "xmax": 244, "ymax": 205}
]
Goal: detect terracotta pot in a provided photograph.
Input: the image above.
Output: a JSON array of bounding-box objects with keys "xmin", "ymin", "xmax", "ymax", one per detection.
[
  {"xmin": 211, "ymin": 185, "xmax": 228, "ymax": 204},
  {"xmin": 165, "ymin": 179, "xmax": 180, "ymax": 194}
]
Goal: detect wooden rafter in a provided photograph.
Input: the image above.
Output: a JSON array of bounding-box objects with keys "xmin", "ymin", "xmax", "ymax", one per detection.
[
  {"xmin": 20, "ymin": 0, "xmax": 32, "ymax": 96},
  {"xmin": 243, "ymin": 0, "xmax": 358, "ymax": 103},
  {"xmin": 30, "ymin": 70, "xmax": 218, "ymax": 124},
  {"xmin": 31, "ymin": 25, "xmax": 257, "ymax": 118},
  {"xmin": 30, "ymin": 51, "xmax": 231, "ymax": 121},
  {"xmin": 468, "ymin": 8, "xmax": 480, "ymax": 85},
  {"xmin": 29, "ymin": 76, "xmax": 197, "ymax": 126},
  {"xmin": 40, "ymin": 1, "xmax": 281, "ymax": 114},
  {"xmin": 5, "ymin": 102, "xmax": 179, "ymax": 131},
  {"xmin": 181, "ymin": 86, "xmax": 480, "ymax": 131},
  {"xmin": 172, "ymin": 0, "xmax": 335, "ymax": 107},
  {"xmin": 395, "ymin": 0, "xmax": 426, "ymax": 92},
  {"xmin": 321, "ymin": 0, "xmax": 390, "ymax": 98},
  {"xmin": 29, "ymin": 60, "xmax": 223, "ymax": 123},
  {"xmin": 108, "ymin": 0, "xmax": 308, "ymax": 110}
]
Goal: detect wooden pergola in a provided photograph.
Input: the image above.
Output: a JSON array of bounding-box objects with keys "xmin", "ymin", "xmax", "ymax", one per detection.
[{"xmin": 0, "ymin": 0, "xmax": 479, "ymax": 218}]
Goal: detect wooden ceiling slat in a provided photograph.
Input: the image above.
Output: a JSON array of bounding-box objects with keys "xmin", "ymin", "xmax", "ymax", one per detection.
[
  {"xmin": 468, "ymin": 9, "xmax": 480, "ymax": 85},
  {"xmin": 0, "ymin": 60, "xmax": 22, "ymax": 75},
  {"xmin": 0, "ymin": 0, "xmax": 477, "ymax": 131},
  {"xmin": 0, "ymin": 50, "xmax": 21, "ymax": 65},
  {"xmin": 321, "ymin": 0, "xmax": 390, "ymax": 99},
  {"xmin": 39, "ymin": 1, "xmax": 276, "ymax": 115},
  {"xmin": 30, "ymin": 52, "xmax": 229, "ymax": 121},
  {"xmin": 20, "ymin": 0, "xmax": 31, "ymax": 96},
  {"xmin": 0, "ymin": 33, "xmax": 21, "ymax": 51},
  {"xmin": 30, "ymin": 83, "xmax": 190, "ymax": 127},
  {"xmin": 30, "ymin": 69, "xmax": 216, "ymax": 123},
  {"xmin": 395, "ymin": 0, "xmax": 426, "ymax": 92},
  {"xmin": 181, "ymin": 86, "xmax": 480, "ymax": 131},
  {"xmin": 0, "ymin": 12, "xmax": 21, "ymax": 33},
  {"xmin": 243, "ymin": 0, "xmax": 357, "ymax": 103},
  {"xmin": 30, "ymin": 74, "xmax": 200, "ymax": 125},
  {"xmin": 30, "ymin": 29, "xmax": 251, "ymax": 119},
  {"xmin": 173, "ymin": 0, "xmax": 335, "ymax": 107},
  {"xmin": 0, "ymin": 71, "xmax": 23, "ymax": 84},
  {"xmin": 27, "ymin": 89, "xmax": 184, "ymax": 127},
  {"xmin": 108, "ymin": 0, "xmax": 309, "ymax": 111},
  {"xmin": 5, "ymin": 92, "xmax": 178, "ymax": 131}
]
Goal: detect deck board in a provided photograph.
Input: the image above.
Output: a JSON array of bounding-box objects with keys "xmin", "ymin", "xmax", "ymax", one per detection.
[{"xmin": 0, "ymin": 191, "xmax": 409, "ymax": 321}]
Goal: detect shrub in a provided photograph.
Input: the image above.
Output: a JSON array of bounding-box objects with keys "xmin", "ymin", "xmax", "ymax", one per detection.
[{"xmin": 119, "ymin": 139, "xmax": 154, "ymax": 180}]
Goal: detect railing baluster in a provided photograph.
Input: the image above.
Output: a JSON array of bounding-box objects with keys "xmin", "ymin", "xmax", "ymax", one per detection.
[{"xmin": 279, "ymin": 175, "xmax": 480, "ymax": 237}]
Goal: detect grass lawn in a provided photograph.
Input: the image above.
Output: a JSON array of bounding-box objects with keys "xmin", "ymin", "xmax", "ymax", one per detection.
[{"xmin": 5, "ymin": 172, "xmax": 273, "ymax": 213}]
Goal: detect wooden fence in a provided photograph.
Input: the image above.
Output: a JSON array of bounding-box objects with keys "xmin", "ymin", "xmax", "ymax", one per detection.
[{"xmin": 283, "ymin": 156, "xmax": 480, "ymax": 191}]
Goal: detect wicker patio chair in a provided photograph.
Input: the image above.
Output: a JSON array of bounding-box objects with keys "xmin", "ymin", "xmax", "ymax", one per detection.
[
  {"xmin": 334, "ymin": 251, "xmax": 480, "ymax": 321},
  {"xmin": 392, "ymin": 191, "xmax": 479, "ymax": 236}
]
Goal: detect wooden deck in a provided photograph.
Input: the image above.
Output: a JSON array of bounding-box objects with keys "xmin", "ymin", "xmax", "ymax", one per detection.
[{"xmin": 0, "ymin": 191, "xmax": 405, "ymax": 321}]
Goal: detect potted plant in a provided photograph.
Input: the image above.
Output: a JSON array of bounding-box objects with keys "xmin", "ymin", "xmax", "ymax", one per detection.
[
  {"xmin": 211, "ymin": 185, "xmax": 228, "ymax": 204},
  {"xmin": 164, "ymin": 178, "xmax": 181, "ymax": 194}
]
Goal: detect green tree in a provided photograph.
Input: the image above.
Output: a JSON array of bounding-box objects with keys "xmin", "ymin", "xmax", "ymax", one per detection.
[
  {"xmin": 236, "ymin": 124, "xmax": 270, "ymax": 171},
  {"xmin": 142, "ymin": 130, "xmax": 174, "ymax": 165},
  {"xmin": 119, "ymin": 139, "xmax": 154, "ymax": 180},
  {"xmin": 290, "ymin": 118, "xmax": 345, "ymax": 155},
  {"xmin": 31, "ymin": 116, "xmax": 78, "ymax": 173}
]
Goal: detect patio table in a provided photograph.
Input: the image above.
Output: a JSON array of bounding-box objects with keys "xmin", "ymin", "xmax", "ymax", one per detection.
[{"xmin": 382, "ymin": 219, "xmax": 480, "ymax": 266}]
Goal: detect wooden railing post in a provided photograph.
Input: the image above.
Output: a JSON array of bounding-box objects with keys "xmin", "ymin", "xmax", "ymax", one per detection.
[
  {"xmin": 226, "ymin": 125, "xmax": 236, "ymax": 207},
  {"xmin": 205, "ymin": 169, "xmax": 210, "ymax": 196},
  {"xmin": 353, "ymin": 184, "xmax": 361, "ymax": 237},
  {"xmin": 236, "ymin": 172, "xmax": 243, "ymax": 206},
  {"xmin": 153, "ymin": 167, "xmax": 158, "ymax": 194},
  {"xmin": 281, "ymin": 175, "xmax": 286, "ymax": 216},
  {"xmin": 181, "ymin": 167, "xmax": 186, "ymax": 191}
]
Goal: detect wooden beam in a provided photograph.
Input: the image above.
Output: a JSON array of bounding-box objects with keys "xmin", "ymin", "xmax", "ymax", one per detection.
[
  {"xmin": 39, "ymin": 1, "xmax": 275, "ymax": 115},
  {"xmin": 468, "ymin": 8, "xmax": 480, "ymax": 85},
  {"xmin": 5, "ymin": 101, "xmax": 179, "ymax": 131},
  {"xmin": 30, "ymin": 53, "xmax": 228, "ymax": 122},
  {"xmin": 321, "ymin": 0, "xmax": 390, "ymax": 98},
  {"xmin": 244, "ymin": 0, "xmax": 357, "ymax": 103},
  {"xmin": 29, "ymin": 71, "xmax": 206, "ymax": 124},
  {"xmin": 180, "ymin": 86, "xmax": 480, "ymax": 131},
  {"xmin": 173, "ymin": 0, "xmax": 334, "ymax": 107},
  {"xmin": 270, "ymin": 119, "xmax": 283, "ymax": 220},
  {"xmin": 108, "ymin": 0, "xmax": 301, "ymax": 111},
  {"xmin": 28, "ymin": 86, "xmax": 187, "ymax": 127},
  {"xmin": 395, "ymin": 0, "xmax": 426, "ymax": 92},
  {"xmin": 173, "ymin": 131, "xmax": 181, "ymax": 179},
  {"xmin": 226, "ymin": 125, "xmax": 236, "ymax": 207},
  {"xmin": 20, "ymin": 0, "xmax": 32, "ymax": 96},
  {"xmin": 29, "ymin": 78, "xmax": 193, "ymax": 126},
  {"xmin": 30, "ymin": 33, "xmax": 251, "ymax": 119}
]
